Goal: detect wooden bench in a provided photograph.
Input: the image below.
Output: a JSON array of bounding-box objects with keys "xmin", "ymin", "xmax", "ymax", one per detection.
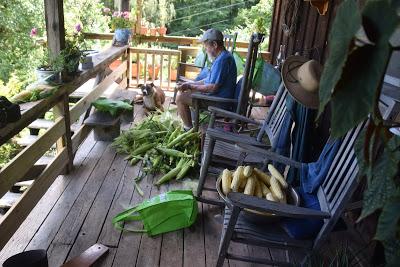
[{"xmin": 84, "ymin": 89, "xmax": 136, "ymax": 141}]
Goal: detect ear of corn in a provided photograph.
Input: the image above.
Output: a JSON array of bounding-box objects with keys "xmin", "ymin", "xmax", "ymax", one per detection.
[
  {"xmin": 260, "ymin": 182, "xmax": 271, "ymax": 196},
  {"xmin": 269, "ymin": 177, "xmax": 284, "ymax": 200},
  {"xmin": 231, "ymin": 166, "xmax": 244, "ymax": 192},
  {"xmin": 221, "ymin": 169, "xmax": 233, "ymax": 195},
  {"xmin": 268, "ymin": 164, "xmax": 288, "ymax": 188},
  {"xmin": 244, "ymin": 176, "xmax": 256, "ymax": 195},
  {"xmin": 266, "ymin": 192, "xmax": 277, "ymax": 202},
  {"xmin": 254, "ymin": 168, "xmax": 271, "ymax": 185},
  {"xmin": 243, "ymin": 166, "xmax": 253, "ymax": 177},
  {"xmin": 220, "ymin": 165, "xmax": 289, "ymax": 205},
  {"xmin": 254, "ymin": 179, "xmax": 263, "ymax": 198}
]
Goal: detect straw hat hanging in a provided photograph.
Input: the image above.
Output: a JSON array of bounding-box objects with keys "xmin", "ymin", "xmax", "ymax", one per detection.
[{"xmin": 281, "ymin": 56, "xmax": 323, "ymax": 110}]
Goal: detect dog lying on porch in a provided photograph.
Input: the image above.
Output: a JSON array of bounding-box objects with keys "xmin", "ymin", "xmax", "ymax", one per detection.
[{"xmin": 138, "ymin": 83, "xmax": 165, "ymax": 112}]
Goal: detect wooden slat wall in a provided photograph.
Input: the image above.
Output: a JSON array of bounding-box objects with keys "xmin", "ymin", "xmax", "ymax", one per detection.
[{"xmin": 268, "ymin": 0, "xmax": 342, "ymax": 64}]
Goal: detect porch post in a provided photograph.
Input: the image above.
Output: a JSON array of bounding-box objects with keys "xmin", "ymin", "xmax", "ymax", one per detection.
[
  {"xmin": 114, "ymin": 0, "xmax": 130, "ymax": 11},
  {"xmin": 136, "ymin": 0, "xmax": 143, "ymax": 34},
  {"xmin": 44, "ymin": 0, "xmax": 65, "ymax": 56}
]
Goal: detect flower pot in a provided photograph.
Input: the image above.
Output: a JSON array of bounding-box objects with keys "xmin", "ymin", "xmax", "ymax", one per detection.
[
  {"xmin": 170, "ymin": 69, "xmax": 177, "ymax": 81},
  {"xmin": 110, "ymin": 59, "xmax": 122, "ymax": 71},
  {"xmin": 150, "ymin": 28, "xmax": 157, "ymax": 36},
  {"xmin": 147, "ymin": 64, "xmax": 160, "ymax": 80},
  {"xmin": 131, "ymin": 62, "xmax": 143, "ymax": 78},
  {"xmin": 80, "ymin": 50, "xmax": 99, "ymax": 69},
  {"xmin": 157, "ymin": 27, "xmax": 167, "ymax": 36},
  {"xmin": 114, "ymin": 28, "xmax": 131, "ymax": 46},
  {"xmin": 140, "ymin": 26, "xmax": 148, "ymax": 35},
  {"xmin": 36, "ymin": 67, "xmax": 60, "ymax": 83}
]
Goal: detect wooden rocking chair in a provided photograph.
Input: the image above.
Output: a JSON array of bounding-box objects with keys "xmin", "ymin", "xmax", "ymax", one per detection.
[
  {"xmin": 216, "ymin": 120, "xmax": 367, "ymax": 266},
  {"xmin": 196, "ymin": 82, "xmax": 289, "ymax": 205}
]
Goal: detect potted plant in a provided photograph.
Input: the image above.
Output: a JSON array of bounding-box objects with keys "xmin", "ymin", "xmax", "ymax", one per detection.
[
  {"xmin": 140, "ymin": 21, "xmax": 149, "ymax": 35},
  {"xmin": 170, "ymin": 57, "xmax": 178, "ymax": 81},
  {"xmin": 30, "ymin": 28, "xmax": 60, "ymax": 82},
  {"xmin": 51, "ymin": 24, "xmax": 85, "ymax": 82},
  {"xmin": 103, "ymin": 9, "xmax": 134, "ymax": 46},
  {"xmin": 131, "ymin": 59, "xmax": 143, "ymax": 78},
  {"xmin": 149, "ymin": 23, "xmax": 157, "ymax": 36},
  {"xmin": 156, "ymin": 0, "xmax": 174, "ymax": 36},
  {"xmin": 147, "ymin": 64, "xmax": 160, "ymax": 80}
]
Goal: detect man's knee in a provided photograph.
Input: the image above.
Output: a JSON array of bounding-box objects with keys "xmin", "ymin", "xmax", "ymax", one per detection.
[{"xmin": 176, "ymin": 91, "xmax": 192, "ymax": 106}]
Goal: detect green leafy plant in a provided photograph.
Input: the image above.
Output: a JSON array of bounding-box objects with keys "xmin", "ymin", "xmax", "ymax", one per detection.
[
  {"xmin": 0, "ymin": 141, "xmax": 22, "ymax": 169},
  {"xmin": 318, "ymin": 0, "xmax": 400, "ymax": 265},
  {"xmin": 103, "ymin": 8, "xmax": 134, "ymax": 31},
  {"xmin": 52, "ymin": 24, "xmax": 85, "ymax": 73},
  {"xmin": 253, "ymin": 17, "xmax": 268, "ymax": 34}
]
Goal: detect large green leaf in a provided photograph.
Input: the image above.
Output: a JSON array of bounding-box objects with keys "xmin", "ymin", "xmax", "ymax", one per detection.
[
  {"xmin": 318, "ymin": 0, "xmax": 361, "ymax": 115},
  {"xmin": 359, "ymin": 136, "xmax": 400, "ymax": 219},
  {"xmin": 330, "ymin": 44, "xmax": 390, "ymax": 137},
  {"xmin": 382, "ymin": 239, "xmax": 400, "ymax": 267},
  {"xmin": 375, "ymin": 192, "xmax": 400, "ymax": 241},
  {"xmin": 92, "ymin": 98, "xmax": 133, "ymax": 117},
  {"xmin": 319, "ymin": 0, "xmax": 399, "ymax": 138}
]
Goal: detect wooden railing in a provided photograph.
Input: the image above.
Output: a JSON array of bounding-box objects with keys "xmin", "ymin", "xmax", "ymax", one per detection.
[
  {"xmin": 127, "ymin": 47, "xmax": 181, "ymax": 90},
  {"xmin": 0, "ymin": 45, "xmax": 130, "ymax": 250},
  {"xmin": 87, "ymin": 33, "xmax": 272, "ymax": 90},
  {"xmin": 84, "ymin": 32, "xmax": 251, "ymax": 49}
]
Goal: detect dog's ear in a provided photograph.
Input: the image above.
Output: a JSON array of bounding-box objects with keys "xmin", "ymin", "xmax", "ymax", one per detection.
[
  {"xmin": 150, "ymin": 82, "xmax": 155, "ymax": 87},
  {"xmin": 137, "ymin": 83, "xmax": 144, "ymax": 89}
]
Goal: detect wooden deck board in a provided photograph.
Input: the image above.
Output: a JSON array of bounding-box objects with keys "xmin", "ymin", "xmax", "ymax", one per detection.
[
  {"xmin": 1, "ymin": 100, "xmax": 293, "ymax": 267},
  {"xmin": 0, "ymin": 132, "xmax": 97, "ymax": 265}
]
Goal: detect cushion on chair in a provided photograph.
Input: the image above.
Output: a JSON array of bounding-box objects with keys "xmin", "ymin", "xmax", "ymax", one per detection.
[{"xmin": 280, "ymin": 187, "xmax": 323, "ymax": 239}]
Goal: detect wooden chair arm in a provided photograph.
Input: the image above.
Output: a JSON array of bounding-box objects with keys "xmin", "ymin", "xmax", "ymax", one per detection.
[
  {"xmin": 178, "ymin": 62, "xmax": 203, "ymax": 69},
  {"xmin": 191, "ymin": 93, "xmax": 238, "ymax": 103},
  {"xmin": 207, "ymin": 106, "xmax": 260, "ymax": 125},
  {"xmin": 235, "ymin": 143, "xmax": 303, "ymax": 169},
  {"xmin": 227, "ymin": 192, "xmax": 330, "ymax": 219},
  {"xmin": 206, "ymin": 128, "xmax": 270, "ymax": 147}
]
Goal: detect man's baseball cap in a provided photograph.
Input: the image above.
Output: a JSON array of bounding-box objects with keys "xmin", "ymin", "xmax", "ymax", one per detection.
[{"xmin": 199, "ymin": 28, "xmax": 224, "ymax": 42}]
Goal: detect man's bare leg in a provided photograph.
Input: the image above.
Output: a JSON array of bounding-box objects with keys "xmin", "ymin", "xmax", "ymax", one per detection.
[{"xmin": 176, "ymin": 90, "xmax": 193, "ymax": 128}]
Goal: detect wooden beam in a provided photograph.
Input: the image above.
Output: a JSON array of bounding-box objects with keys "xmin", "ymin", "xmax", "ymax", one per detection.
[
  {"xmin": 114, "ymin": 0, "xmax": 130, "ymax": 11},
  {"xmin": 136, "ymin": 0, "xmax": 142, "ymax": 34},
  {"xmin": 84, "ymin": 33, "xmax": 250, "ymax": 48},
  {"xmin": 44, "ymin": 0, "xmax": 65, "ymax": 56}
]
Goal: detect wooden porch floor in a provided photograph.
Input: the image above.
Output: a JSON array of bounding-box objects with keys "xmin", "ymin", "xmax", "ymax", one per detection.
[
  {"xmin": 0, "ymin": 96, "xmax": 282, "ymax": 267},
  {"xmin": 0, "ymin": 95, "xmax": 369, "ymax": 266}
]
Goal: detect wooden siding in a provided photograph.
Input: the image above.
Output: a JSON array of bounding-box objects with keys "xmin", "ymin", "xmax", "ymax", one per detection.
[{"xmin": 268, "ymin": 0, "xmax": 342, "ymax": 64}]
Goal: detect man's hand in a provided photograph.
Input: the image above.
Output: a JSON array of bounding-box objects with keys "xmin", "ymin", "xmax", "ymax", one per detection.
[{"xmin": 177, "ymin": 82, "xmax": 191, "ymax": 91}]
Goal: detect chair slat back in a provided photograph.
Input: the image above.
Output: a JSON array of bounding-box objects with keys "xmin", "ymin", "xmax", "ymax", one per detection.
[
  {"xmin": 314, "ymin": 120, "xmax": 367, "ymax": 249},
  {"xmin": 224, "ymin": 33, "xmax": 238, "ymax": 53},
  {"xmin": 256, "ymin": 82, "xmax": 289, "ymax": 148}
]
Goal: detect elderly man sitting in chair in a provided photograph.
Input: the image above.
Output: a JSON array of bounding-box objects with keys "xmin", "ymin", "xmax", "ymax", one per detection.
[{"xmin": 176, "ymin": 28, "xmax": 237, "ymax": 130}]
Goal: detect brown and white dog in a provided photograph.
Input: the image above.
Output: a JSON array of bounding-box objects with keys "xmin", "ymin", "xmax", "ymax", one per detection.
[{"xmin": 138, "ymin": 83, "xmax": 165, "ymax": 112}]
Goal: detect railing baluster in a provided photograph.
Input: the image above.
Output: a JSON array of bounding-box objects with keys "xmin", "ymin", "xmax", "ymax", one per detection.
[
  {"xmin": 144, "ymin": 52, "xmax": 148, "ymax": 84},
  {"xmin": 160, "ymin": 54, "xmax": 163, "ymax": 89},
  {"xmin": 136, "ymin": 52, "xmax": 139, "ymax": 86},
  {"xmin": 152, "ymin": 54, "xmax": 155, "ymax": 82},
  {"xmin": 168, "ymin": 54, "xmax": 171, "ymax": 90},
  {"xmin": 128, "ymin": 48, "xmax": 132, "ymax": 87}
]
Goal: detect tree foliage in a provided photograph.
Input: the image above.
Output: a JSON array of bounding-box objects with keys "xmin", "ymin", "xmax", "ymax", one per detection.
[
  {"xmin": 0, "ymin": 0, "xmax": 108, "ymax": 94},
  {"xmin": 167, "ymin": 0, "xmax": 258, "ymax": 36}
]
